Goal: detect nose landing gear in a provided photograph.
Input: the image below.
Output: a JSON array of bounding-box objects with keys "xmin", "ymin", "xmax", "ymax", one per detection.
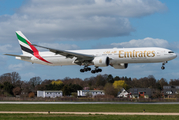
[
  {"xmin": 161, "ymin": 66, "xmax": 165, "ymax": 70},
  {"xmin": 161, "ymin": 61, "xmax": 168, "ymax": 70}
]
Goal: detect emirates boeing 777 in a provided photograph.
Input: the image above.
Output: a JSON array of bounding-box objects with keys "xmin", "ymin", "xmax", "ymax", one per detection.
[{"xmin": 5, "ymin": 31, "xmax": 177, "ymax": 73}]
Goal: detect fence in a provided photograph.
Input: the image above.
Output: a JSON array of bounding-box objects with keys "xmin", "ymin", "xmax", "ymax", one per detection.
[{"xmin": 0, "ymin": 97, "xmax": 179, "ymax": 102}]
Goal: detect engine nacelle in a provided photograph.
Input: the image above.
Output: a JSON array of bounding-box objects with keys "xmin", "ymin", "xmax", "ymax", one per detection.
[
  {"xmin": 113, "ymin": 63, "xmax": 128, "ymax": 69},
  {"xmin": 92, "ymin": 56, "xmax": 109, "ymax": 67}
]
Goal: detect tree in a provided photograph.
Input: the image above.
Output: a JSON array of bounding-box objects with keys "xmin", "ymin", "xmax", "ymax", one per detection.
[
  {"xmin": 13, "ymin": 87, "xmax": 21, "ymax": 96},
  {"xmin": 29, "ymin": 76, "xmax": 42, "ymax": 89},
  {"xmin": 21, "ymin": 81, "xmax": 31, "ymax": 96},
  {"xmin": 11, "ymin": 72, "xmax": 21, "ymax": 86},
  {"xmin": 28, "ymin": 92, "xmax": 35, "ymax": 98},
  {"xmin": 169, "ymin": 79, "xmax": 179, "ymax": 85},
  {"xmin": 113, "ymin": 80, "xmax": 127, "ymax": 90},
  {"xmin": 51, "ymin": 80, "xmax": 63, "ymax": 85},
  {"xmin": 0, "ymin": 83, "xmax": 3, "ymax": 89},
  {"xmin": 152, "ymin": 89, "xmax": 163, "ymax": 98},
  {"xmin": 104, "ymin": 83, "xmax": 118, "ymax": 97},
  {"xmin": 69, "ymin": 84, "xmax": 82, "ymax": 92},
  {"xmin": 3, "ymin": 82, "xmax": 14, "ymax": 95},
  {"xmin": 0, "ymin": 73, "xmax": 12, "ymax": 84},
  {"xmin": 0, "ymin": 72, "xmax": 21, "ymax": 87},
  {"xmin": 114, "ymin": 76, "xmax": 120, "ymax": 81},
  {"xmin": 157, "ymin": 78, "xmax": 168, "ymax": 90},
  {"xmin": 95, "ymin": 74, "xmax": 107, "ymax": 87},
  {"xmin": 62, "ymin": 85, "xmax": 71, "ymax": 96},
  {"xmin": 107, "ymin": 74, "xmax": 114, "ymax": 83}
]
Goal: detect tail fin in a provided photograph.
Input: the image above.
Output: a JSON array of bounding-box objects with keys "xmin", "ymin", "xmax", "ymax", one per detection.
[{"xmin": 16, "ymin": 31, "xmax": 36, "ymax": 56}]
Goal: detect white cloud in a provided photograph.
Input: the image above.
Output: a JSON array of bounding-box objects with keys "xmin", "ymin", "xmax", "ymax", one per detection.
[
  {"xmin": 0, "ymin": 55, "xmax": 7, "ymax": 66},
  {"xmin": 0, "ymin": 0, "xmax": 167, "ymax": 42},
  {"xmin": 110, "ymin": 37, "xmax": 179, "ymax": 51},
  {"xmin": 0, "ymin": 44, "xmax": 20, "ymax": 53},
  {"xmin": 111, "ymin": 37, "xmax": 169, "ymax": 48},
  {"xmin": 21, "ymin": 72, "xmax": 37, "ymax": 80},
  {"xmin": 8, "ymin": 63, "xmax": 32, "ymax": 71}
]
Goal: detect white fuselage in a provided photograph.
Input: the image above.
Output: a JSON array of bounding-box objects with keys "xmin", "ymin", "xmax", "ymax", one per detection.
[{"xmin": 16, "ymin": 47, "xmax": 177, "ymax": 67}]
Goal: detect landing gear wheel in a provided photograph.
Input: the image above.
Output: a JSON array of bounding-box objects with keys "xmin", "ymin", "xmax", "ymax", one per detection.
[
  {"xmin": 80, "ymin": 66, "xmax": 91, "ymax": 73},
  {"xmin": 95, "ymin": 69, "xmax": 99, "ymax": 73},
  {"xmin": 80, "ymin": 69, "xmax": 84, "ymax": 72},
  {"xmin": 87, "ymin": 67, "xmax": 91, "ymax": 71},
  {"xmin": 161, "ymin": 61, "xmax": 167, "ymax": 70},
  {"xmin": 98, "ymin": 69, "xmax": 102, "ymax": 72},
  {"xmin": 161, "ymin": 66, "xmax": 165, "ymax": 70},
  {"xmin": 91, "ymin": 70, "xmax": 95, "ymax": 73},
  {"xmin": 91, "ymin": 67, "xmax": 102, "ymax": 74},
  {"xmin": 84, "ymin": 68, "xmax": 88, "ymax": 72}
]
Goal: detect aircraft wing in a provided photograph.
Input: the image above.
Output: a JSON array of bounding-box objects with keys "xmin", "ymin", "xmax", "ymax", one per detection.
[
  {"xmin": 32, "ymin": 44, "xmax": 94, "ymax": 60},
  {"xmin": 4, "ymin": 54, "xmax": 32, "ymax": 59}
]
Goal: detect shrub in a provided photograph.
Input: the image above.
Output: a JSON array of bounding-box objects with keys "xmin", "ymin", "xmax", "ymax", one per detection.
[{"xmin": 28, "ymin": 92, "xmax": 35, "ymax": 98}]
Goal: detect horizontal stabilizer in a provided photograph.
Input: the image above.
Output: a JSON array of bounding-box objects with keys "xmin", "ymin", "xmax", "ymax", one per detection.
[{"xmin": 4, "ymin": 54, "xmax": 31, "ymax": 59}]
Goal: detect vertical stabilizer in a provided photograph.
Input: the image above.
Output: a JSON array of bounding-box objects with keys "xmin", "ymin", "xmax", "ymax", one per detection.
[{"xmin": 16, "ymin": 31, "xmax": 34, "ymax": 56}]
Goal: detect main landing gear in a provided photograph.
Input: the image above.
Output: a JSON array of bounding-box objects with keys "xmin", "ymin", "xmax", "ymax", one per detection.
[
  {"xmin": 161, "ymin": 61, "xmax": 168, "ymax": 70},
  {"xmin": 80, "ymin": 66, "xmax": 102, "ymax": 74},
  {"xmin": 80, "ymin": 67, "xmax": 91, "ymax": 72},
  {"xmin": 91, "ymin": 67, "xmax": 102, "ymax": 74}
]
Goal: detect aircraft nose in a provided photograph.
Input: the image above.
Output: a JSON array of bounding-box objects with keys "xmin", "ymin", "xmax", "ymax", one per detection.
[{"xmin": 174, "ymin": 53, "xmax": 177, "ymax": 58}]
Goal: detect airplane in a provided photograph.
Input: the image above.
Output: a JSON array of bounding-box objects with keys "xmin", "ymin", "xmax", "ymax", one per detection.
[{"xmin": 5, "ymin": 31, "xmax": 177, "ymax": 73}]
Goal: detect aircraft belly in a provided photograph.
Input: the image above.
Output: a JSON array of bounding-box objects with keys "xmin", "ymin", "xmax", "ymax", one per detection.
[
  {"xmin": 45, "ymin": 56, "xmax": 75, "ymax": 66},
  {"xmin": 28, "ymin": 56, "xmax": 74, "ymax": 66}
]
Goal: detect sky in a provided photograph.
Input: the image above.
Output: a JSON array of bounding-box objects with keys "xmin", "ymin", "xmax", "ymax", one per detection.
[{"xmin": 0, "ymin": 0, "xmax": 179, "ymax": 81}]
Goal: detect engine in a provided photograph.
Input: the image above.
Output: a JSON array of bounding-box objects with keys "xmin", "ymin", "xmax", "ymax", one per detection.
[
  {"xmin": 113, "ymin": 63, "xmax": 128, "ymax": 69},
  {"xmin": 92, "ymin": 56, "xmax": 109, "ymax": 67}
]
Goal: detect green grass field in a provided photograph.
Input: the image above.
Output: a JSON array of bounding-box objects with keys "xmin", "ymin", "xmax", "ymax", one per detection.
[
  {"xmin": 0, "ymin": 104, "xmax": 179, "ymax": 120},
  {"xmin": 0, "ymin": 104, "xmax": 179, "ymax": 112},
  {"xmin": 0, "ymin": 114, "xmax": 178, "ymax": 120}
]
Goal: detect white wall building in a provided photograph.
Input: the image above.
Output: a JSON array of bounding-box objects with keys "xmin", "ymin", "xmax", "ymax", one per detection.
[
  {"xmin": 117, "ymin": 88, "xmax": 129, "ymax": 98},
  {"xmin": 77, "ymin": 90, "xmax": 105, "ymax": 97},
  {"xmin": 37, "ymin": 90, "xmax": 63, "ymax": 98}
]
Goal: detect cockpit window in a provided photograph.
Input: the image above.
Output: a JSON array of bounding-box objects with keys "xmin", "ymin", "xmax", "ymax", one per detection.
[{"xmin": 168, "ymin": 51, "xmax": 174, "ymax": 53}]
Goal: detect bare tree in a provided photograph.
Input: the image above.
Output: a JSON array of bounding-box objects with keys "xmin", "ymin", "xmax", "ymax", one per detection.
[
  {"xmin": 13, "ymin": 87, "xmax": 21, "ymax": 96},
  {"xmin": 104, "ymin": 83, "xmax": 118, "ymax": 97},
  {"xmin": 21, "ymin": 81, "xmax": 31, "ymax": 97},
  {"xmin": 29, "ymin": 76, "xmax": 42, "ymax": 89},
  {"xmin": 11, "ymin": 72, "xmax": 21, "ymax": 86},
  {"xmin": 0, "ymin": 73, "xmax": 12, "ymax": 84},
  {"xmin": 169, "ymin": 79, "xmax": 179, "ymax": 85},
  {"xmin": 157, "ymin": 78, "xmax": 168, "ymax": 90}
]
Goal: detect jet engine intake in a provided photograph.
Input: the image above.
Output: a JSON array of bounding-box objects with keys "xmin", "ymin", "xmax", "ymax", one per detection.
[{"xmin": 93, "ymin": 56, "xmax": 109, "ymax": 67}]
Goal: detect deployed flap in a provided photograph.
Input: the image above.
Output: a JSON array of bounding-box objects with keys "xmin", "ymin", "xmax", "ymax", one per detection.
[{"xmin": 32, "ymin": 44, "xmax": 94, "ymax": 60}]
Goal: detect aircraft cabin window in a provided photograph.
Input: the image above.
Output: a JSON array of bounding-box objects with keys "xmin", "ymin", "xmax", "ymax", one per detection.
[{"xmin": 168, "ymin": 51, "xmax": 174, "ymax": 53}]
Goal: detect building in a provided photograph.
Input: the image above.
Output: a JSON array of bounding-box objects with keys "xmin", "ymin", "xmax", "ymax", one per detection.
[
  {"xmin": 129, "ymin": 88, "xmax": 153, "ymax": 98},
  {"xmin": 37, "ymin": 90, "xmax": 63, "ymax": 98},
  {"xmin": 163, "ymin": 86, "xmax": 179, "ymax": 98},
  {"xmin": 117, "ymin": 88, "xmax": 130, "ymax": 98},
  {"xmin": 77, "ymin": 90, "xmax": 105, "ymax": 97}
]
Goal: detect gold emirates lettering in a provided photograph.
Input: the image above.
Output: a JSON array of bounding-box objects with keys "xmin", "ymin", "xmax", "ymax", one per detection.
[{"xmin": 119, "ymin": 50, "xmax": 155, "ymax": 58}]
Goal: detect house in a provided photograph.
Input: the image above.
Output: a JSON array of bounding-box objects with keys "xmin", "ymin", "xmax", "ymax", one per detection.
[
  {"xmin": 163, "ymin": 86, "xmax": 179, "ymax": 98},
  {"xmin": 129, "ymin": 88, "xmax": 153, "ymax": 98},
  {"xmin": 37, "ymin": 90, "xmax": 63, "ymax": 98},
  {"xmin": 117, "ymin": 88, "xmax": 130, "ymax": 98},
  {"xmin": 77, "ymin": 90, "xmax": 105, "ymax": 97}
]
